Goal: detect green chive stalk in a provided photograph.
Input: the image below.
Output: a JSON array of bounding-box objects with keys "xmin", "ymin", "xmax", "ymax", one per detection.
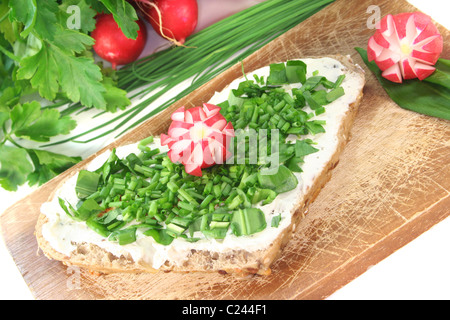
[{"xmin": 47, "ymin": 0, "xmax": 334, "ymax": 146}]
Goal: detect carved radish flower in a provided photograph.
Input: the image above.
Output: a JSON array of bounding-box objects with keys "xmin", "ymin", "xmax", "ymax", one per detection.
[
  {"xmin": 367, "ymin": 12, "xmax": 443, "ymax": 83},
  {"xmin": 161, "ymin": 104, "xmax": 234, "ymax": 176}
]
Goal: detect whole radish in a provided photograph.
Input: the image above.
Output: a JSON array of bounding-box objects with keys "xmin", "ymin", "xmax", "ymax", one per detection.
[
  {"xmin": 138, "ymin": 0, "xmax": 198, "ymax": 45},
  {"xmin": 91, "ymin": 14, "xmax": 147, "ymax": 69}
]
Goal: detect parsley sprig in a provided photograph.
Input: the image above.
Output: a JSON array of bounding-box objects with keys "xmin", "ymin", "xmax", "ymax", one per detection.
[{"xmin": 0, "ymin": 0, "xmax": 136, "ymax": 191}]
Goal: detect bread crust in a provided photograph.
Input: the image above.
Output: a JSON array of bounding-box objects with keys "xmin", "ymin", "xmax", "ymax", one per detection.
[{"xmin": 35, "ymin": 55, "xmax": 365, "ymax": 276}]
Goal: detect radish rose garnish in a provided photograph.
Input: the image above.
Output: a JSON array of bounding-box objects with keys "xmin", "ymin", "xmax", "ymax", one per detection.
[
  {"xmin": 367, "ymin": 12, "xmax": 443, "ymax": 83},
  {"xmin": 161, "ymin": 104, "xmax": 235, "ymax": 177}
]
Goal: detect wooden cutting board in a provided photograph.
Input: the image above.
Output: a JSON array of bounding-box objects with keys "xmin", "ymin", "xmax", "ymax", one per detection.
[{"xmin": 1, "ymin": 0, "xmax": 449, "ymax": 300}]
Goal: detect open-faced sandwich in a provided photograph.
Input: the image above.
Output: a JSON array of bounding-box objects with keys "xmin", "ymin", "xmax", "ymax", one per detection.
[{"xmin": 36, "ymin": 55, "xmax": 365, "ymax": 276}]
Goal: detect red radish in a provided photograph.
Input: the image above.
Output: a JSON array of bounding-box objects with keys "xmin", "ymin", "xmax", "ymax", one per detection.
[
  {"xmin": 91, "ymin": 14, "xmax": 147, "ymax": 69},
  {"xmin": 367, "ymin": 12, "xmax": 443, "ymax": 83},
  {"xmin": 137, "ymin": 0, "xmax": 198, "ymax": 45},
  {"xmin": 161, "ymin": 104, "xmax": 234, "ymax": 177}
]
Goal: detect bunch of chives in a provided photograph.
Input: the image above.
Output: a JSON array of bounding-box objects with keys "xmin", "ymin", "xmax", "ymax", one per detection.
[{"xmin": 49, "ymin": 0, "xmax": 334, "ymax": 146}]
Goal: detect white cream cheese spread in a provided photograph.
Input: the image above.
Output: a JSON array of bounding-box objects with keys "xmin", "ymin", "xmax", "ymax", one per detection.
[{"xmin": 40, "ymin": 57, "xmax": 364, "ymax": 269}]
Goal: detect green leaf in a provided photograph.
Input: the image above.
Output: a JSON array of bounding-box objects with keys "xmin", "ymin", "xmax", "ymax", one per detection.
[
  {"xmin": 312, "ymin": 89, "xmax": 328, "ymax": 105},
  {"xmin": 0, "ymin": 111, "xmax": 9, "ymax": 141},
  {"xmin": 295, "ymin": 139, "xmax": 319, "ymax": 158},
  {"xmin": 0, "ymin": 1, "xmax": 17, "ymax": 43},
  {"xmin": 231, "ymin": 79, "xmax": 254, "ymax": 97},
  {"xmin": 11, "ymin": 32, "xmax": 42, "ymax": 62},
  {"xmin": 76, "ymin": 198, "xmax": 103, "ymax": 221},
  {"xmin": 27, "ymin": 149, "xmax": 81, "ymax": 186},
  {"xmin": 143, "ymin": 229, "xmax": 174, "ymax": 245},
  {"xmin": 86, "ymin": 215, "xmax": 111, "ymax": 237},
  {"xmin": 51, "ymin": 27, "xmax": 94, "ymax": 54},
  {"xmin": 98, "ymin": 0, "xmax": 139, "ymax": 39},
  {"xmin": 305, "ymin": 120, "xmax": 326, "ymax": 134},
  {"xmin": 8, "ymin": 0, "xmax": 37, "ymax": 38},
  {"xmin": 11, "ymin": 102, "xmax": 77, "ymax": 142},
  {"xmin": 267, "ymin": 62, "xmax": 287, "ymax": 85},
  {"xmin": 230, "ymin": 208, "xmax": 266, "ymax": 236},
  {"xmin": 0, "ymin": 86, "xmax": 21, "ymax": 109},
  {"xmin": 61, "ymin": 197, "xmax": 103, "ymax": 222},
  {"xmin": 9, "ymin": 101, "xmax": 41, "ymax": 133},
  {"xmin": 58, "ymin": 0, "xmax": 97, "ymax": 34},
  {"xmin": 16, "ymin": 45, "xmax": 59, "ymax": 100},
  {"xmin": 75, "ymin": 170, "xmax": 100, "ymax": 199},
  {"xmin": 423, "ymin": 59, "xmax": 450, "ymax": 90},
  {"xmin": 285, "ymin": 156, "xmax": 303, "ymax": 173},
  {"xmin": 201, "ymin": 227, "xmax": 228, "ymax": 239},
  {"xmin": 355, "ymin": 47, "xmax": 450, "ymax": 121},
  {"xmin": 271, "ymin": 214, "xmax": 282, "ymax": 227},
  {"xmin": 326, "ymin": 86, "xmax": 345, "ymax": 102},
  {"xmin": 257, "ymin": 164, "xmax": 298, "ymax": 193},
  {"xmin": 58, "ymin": 197, "xmax": 75, "ymax": 219},
  {"xmin": 110, "ymin": 228, "xmax": 137, "ymax": 245},
  {"xmin": 301, "ymin": 76, "xmax": 324, "ymax": 91},
  {"xmin": 53, "ymin": 47, "xmax": 106, "ymax": 108},
  {"xmin": 251, "ymin": 188, "xmax": 277, "ymax": 205},
  {"xmin": 303, "ymin": 90, "xmax": 321, "ymax": 110},
  {"xmin": 9, "ymin": 0, "xmax": 58, "ymax": 40},
  {"xmin": 17, "ymin": 40, "xmax": 106, "ymax": 108},
  {"xmin": 1, "ymin": 100, "xmax": 78, "ymax": 190},
  {"xmin": 101, "ymin": 74, "xmax": 131, "ymax": 112},
  {"xmin": 84, "ymin": 0, "xmax": 107, "ymax": 14},
  {"xmin": 0, "ymin": 111, "xmax": 9, "ymax": 128},
  {"xmin": 33, "ymin": 0, "xmax": 58, "ymax": 40},
  {"xmin": 0, "ymin": 145, "xmax": 34, "ymax": 191},
  {"xmin": 286, "ymin": 60, "xmax": 307, "ymax": 84}
]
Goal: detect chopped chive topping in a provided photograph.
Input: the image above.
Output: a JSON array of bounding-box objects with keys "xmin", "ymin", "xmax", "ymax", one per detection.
[
  {"xmin": 61, "ymin": 60, "xmax": 345, "ymax": 245},
  {"xmin": 271, "ymin": 214, "xmax": 282, "ymax": 227},
  {"xmin": 75, "ymin": 170, "xmax": 100, "ymax": 199}
]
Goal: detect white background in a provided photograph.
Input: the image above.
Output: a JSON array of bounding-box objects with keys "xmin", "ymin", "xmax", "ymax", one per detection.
[{"xmin": 0, "ymin": 0, "xmax": 449, "ymax": 300}]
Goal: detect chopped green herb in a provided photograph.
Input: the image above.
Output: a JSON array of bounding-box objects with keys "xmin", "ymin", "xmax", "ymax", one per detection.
[
  {"xmin": 271, "ymin": 214, "xmax": 282, "ymax": 227},
  {"xmin": 58, "ymin": 59, "xmax": 347, "ymax": 245},
  {"xmin": 257, "ymin": 165, "xmax": 298, "ymax": 194},
  {"xmin": 144, "ymin": 229, "xmax": 174, "ymax": 246},
  {"xmin": 295, "ymin": 140, "xmax": 319, "ymax": 158},
  {"xmin": 326, "ymin": 86, "xmax": 345, "ymax": 102},
  {"xmin": 75, "ymin": 170, "xmax": 100, "ymax": 199},
  {"xmin": 231, "ymin": 208, "xmax": 267, "ymax": 236},
  {"xmin": 110, "ymin": 228, "xmax": 137, "ymax": 245},
  {"xmin": 267, "ymin": 63, "xmax": 288, "ymax": 85},
  {"xmin": 286, "ymin": 60, "xmax": 307, "ymax": 84}
]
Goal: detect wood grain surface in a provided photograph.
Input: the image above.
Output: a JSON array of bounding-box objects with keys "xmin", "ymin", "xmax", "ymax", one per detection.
[{"xmin": 1, "ymin": 0, "xmax": 449, "ymax": 300}]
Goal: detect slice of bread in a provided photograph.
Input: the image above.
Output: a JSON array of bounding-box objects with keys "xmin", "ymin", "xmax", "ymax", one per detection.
[{"xmin": 35, "ymin": 55, "xmax": 365, "ymax": 277}]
